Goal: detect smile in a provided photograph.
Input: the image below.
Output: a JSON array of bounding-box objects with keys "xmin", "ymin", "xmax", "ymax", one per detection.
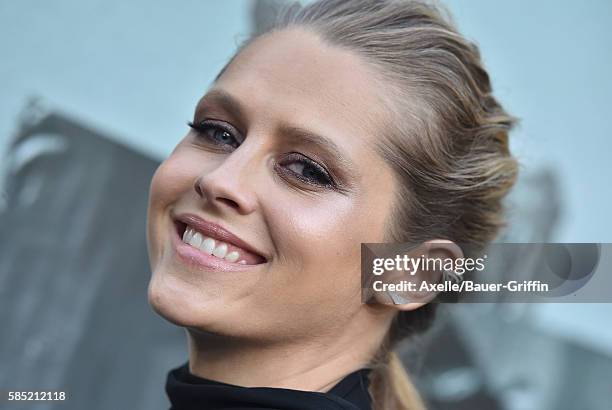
[
  {"xmin": 182, "ymin": 227, "xmax": 246, "ymax": 264},
  {"xmin": 172, "ymin": 213, "xmax": 267, "ymax": 269}
]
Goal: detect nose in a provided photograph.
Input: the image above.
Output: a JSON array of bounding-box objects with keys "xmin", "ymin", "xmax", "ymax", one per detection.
[{"xmin": 193, "ymin": 149, "xmax": 259, "ymax": 215}]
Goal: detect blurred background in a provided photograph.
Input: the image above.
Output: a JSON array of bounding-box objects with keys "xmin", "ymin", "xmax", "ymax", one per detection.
[{"xmin": 0, "ymin": 0, "xmax": 611, "ymax": 409}]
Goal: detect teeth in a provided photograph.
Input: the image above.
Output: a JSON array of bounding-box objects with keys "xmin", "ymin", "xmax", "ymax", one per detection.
[
  {"xmin": 212, "ymin": 243, "xmax": 228, "ymax": 258},
  {"xmin": 225, "ymin": 251, "xmax": 239, "ymax": 263},
  {"xmin": 200, "ymin": 238, "xmax": 215, "ymax": 255},
  {"xmin": 189, "ymin": 232, "xmax": 203, "ymax": 248},
  {"xmin": 182, "ymin": 226, "xmax": 244, "ymax": 263},
  {"xmin": 183, "ymin": 227, "xmax": 194, "ymax": 243}
]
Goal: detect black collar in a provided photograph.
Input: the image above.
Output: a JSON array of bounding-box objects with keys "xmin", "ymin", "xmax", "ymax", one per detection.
[{"xmin": 165, "ymin": 362, "xmax": 372, "ymax": 410}]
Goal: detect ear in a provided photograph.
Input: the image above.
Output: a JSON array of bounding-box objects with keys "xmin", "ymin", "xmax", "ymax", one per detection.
[{"xmin": 373, "ymin": 239, "xmax": 464, "ymax": 312}]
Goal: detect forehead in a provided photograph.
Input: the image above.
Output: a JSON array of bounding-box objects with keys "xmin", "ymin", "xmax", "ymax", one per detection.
[{"xmin": 215, "ymin": 28, "xmax": 391, "ymax": 149}]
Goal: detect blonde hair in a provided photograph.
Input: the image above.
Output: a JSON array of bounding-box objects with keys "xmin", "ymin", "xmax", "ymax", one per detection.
[{"xmin": 228, "ymin": 0, "xmax": 518, "ymax": 408}]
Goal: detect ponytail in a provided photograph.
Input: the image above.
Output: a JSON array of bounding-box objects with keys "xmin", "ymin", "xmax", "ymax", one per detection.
[{"xmin": 369, "ymin": 350, "xmax": 426, "ymax": 410}]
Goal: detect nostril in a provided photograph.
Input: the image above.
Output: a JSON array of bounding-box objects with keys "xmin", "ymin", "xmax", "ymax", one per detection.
[
  {"xmin": 193, "ymin": 178, "xmax": 204, "ymax": 197},
  {"xmin": 216, "ymin": 197, "xmax": 240, "ymax": 210},
  {"xmin": 193, "ymin": 174, "xmax": 253, "ymax": 214}
]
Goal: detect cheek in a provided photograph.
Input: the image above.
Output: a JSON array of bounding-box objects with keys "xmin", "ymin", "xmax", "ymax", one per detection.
[
  {"xmin": 150, "ymin": 154, "xmax": 196, "ymax": 207},
  {"xmin": 265, "ymin": 193, "xmax": 387, "ymax": 293},
  {"xmin": 260, "ymin": 163, "xmax": 396, "ymax": 313},
  {"xmin": 146, "ymin": 152, "xmax": 197, "ymax": 262},
  {"xmin": 268, "ymin": 191, "xmax": 391, "ymax": 261},
  {"xmin": 253, "ymin": 192, "xmax": 391, "ymax": 335}
]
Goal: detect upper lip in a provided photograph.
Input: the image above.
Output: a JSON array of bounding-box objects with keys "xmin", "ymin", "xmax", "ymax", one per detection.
[{"xmin": 173, "ymin": 212, "xmax": 268, "ymax": 262}]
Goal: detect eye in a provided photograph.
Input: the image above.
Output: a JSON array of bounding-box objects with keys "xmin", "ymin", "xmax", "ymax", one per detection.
[
  {"xmin": 188, "ymin": 120, "xmax": 241, "ymax": 149},
  {"xmin": 278, "ymin": 152, "xmax": 335, "ymax": 188}
]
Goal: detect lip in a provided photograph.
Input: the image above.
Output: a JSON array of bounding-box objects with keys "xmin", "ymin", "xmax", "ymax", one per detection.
[{"xmin": 170, "ymin": 212, "xmax": 268, "ymax": 271}]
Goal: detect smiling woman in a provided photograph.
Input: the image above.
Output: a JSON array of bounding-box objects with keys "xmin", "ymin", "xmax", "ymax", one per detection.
[{"xmin": 145, "ymin": 0, "xmax": 517, "ymax": 409}]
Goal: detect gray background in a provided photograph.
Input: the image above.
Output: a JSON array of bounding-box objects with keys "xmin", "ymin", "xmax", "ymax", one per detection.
[{"xmin": 1, "ymin": 1, "xmax": 611, "ymax": 409}]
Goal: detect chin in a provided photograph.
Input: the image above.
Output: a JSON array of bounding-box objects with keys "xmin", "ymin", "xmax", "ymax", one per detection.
[
  {"xmin": 148, "ymin": 269, "xmax": 207, "ymax": 328},
  {"xmin": 147, "ymin": 269, "xmax": 242, "ymax": 336}
]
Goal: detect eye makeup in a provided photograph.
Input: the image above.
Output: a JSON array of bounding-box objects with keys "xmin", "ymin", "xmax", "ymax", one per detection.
[
  {"xmin": 189, "ymin": 90, "xmax": 356, "ymax": 194},
  {"xmin": 276, "ymin": 152, "xmax": 337, "ymax": 189},
  {"xmin": 188, "ymin": 120, "xmax": 243, "ymax": 149}
]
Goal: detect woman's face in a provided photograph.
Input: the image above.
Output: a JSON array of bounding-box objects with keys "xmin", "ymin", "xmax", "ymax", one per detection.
[{"xmin": 147, "ymin": 28, "xmax": 398, "ymax": 343}]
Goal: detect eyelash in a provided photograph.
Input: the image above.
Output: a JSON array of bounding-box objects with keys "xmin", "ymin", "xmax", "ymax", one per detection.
[
  {"xmin": 187, "ymin": 120, "xmax": 338, "ymax": 189},
  {"xmin": 276, "ymin": 152, "xmax": 337, "ymax": 189},
  {"xmin": 188, "ymin": 120, "xmax": 240, "ymax": 149}
]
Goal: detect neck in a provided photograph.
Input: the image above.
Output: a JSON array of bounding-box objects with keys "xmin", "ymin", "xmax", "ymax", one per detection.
[{"xmin": 185, "ymin": 314, "xmax": 390, "ymax": 392}]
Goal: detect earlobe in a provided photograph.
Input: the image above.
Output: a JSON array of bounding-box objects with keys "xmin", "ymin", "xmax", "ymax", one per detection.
[
  {"xmin": 386, "ymin": 291, "xmax": 427, "ymax": 311},
  {"xmin": 387, "ymin": 291, "xmax": 409, "ymax": 305}
]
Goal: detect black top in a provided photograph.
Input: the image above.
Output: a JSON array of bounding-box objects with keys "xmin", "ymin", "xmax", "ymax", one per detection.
[{"xmin": 165, "ymin": 362, "xmax": 372, "ymax": 410}]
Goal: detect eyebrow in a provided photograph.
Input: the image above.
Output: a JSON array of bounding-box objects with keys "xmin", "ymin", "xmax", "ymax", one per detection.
[
  {"xmin": 199, "ymin": 88, "xmax": 357, "ymax": 180},
  {"xmin": 199, "ymin": 89, "xmax": 247, "ymax": 126}
]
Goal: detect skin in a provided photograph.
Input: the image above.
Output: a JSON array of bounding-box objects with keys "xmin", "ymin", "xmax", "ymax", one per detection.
[{"xmin": 147, "ymin": 28, "xmax": 428, "ymax": 391}]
